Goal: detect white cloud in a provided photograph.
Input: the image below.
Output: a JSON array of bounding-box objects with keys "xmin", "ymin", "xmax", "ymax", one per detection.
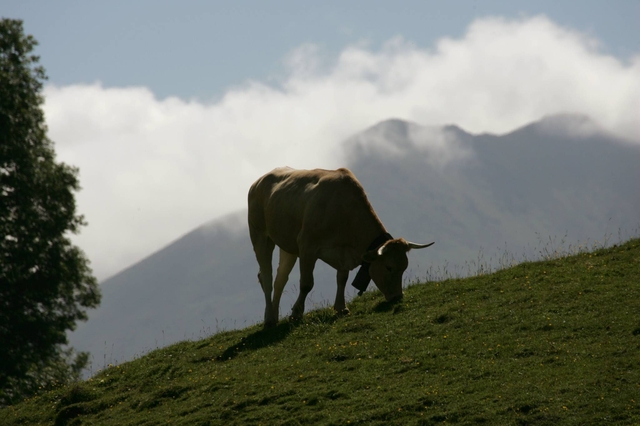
[{"xmin": 44, "ymin": 15, "xmax": 640, "ymax": 280}]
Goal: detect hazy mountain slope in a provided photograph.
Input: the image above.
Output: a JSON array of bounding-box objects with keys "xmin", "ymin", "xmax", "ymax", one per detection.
[
  {"xmin": 69, "ymin": 114, "xmax": 640, "ymax": 371},
  {"xmin": 69, "ymin": 213, "xmax": 338, "ymax": 369},
  {"xmin": 345, "ymin": 114, "xmax": 640, "ymax": 275},
  {"xmin": 70, "ymin": 213, "xmax": 259, "ymax": 367}
]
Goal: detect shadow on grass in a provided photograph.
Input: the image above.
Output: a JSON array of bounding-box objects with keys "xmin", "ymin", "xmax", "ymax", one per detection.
[
  {"xmin": 215, "ymin": 321, "xmax": 298, "ymax": 361},
  {"xmin": 373, "ymin": 299, "xmax": 403, "ymax": 314}
]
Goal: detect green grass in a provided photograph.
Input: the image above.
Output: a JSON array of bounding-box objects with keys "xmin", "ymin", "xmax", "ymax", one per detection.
[{"xmin": 3, "ymin": 238, "xmax": 640, "ymax": 425}]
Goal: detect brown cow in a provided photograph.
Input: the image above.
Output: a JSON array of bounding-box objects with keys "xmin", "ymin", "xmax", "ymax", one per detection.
[{"xmin": 248, "ymin": 167, "xmax": 433, "ymax": 328}]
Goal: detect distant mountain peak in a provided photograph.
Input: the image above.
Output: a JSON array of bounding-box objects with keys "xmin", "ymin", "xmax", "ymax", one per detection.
[
  {"xmin": 539, "ymin": 112, "xmax": 598, "ymax": 128},
  {"xmin": 539, "ymin": 112, "xmax": 593, "ymax": 123},
  {"xmin": 362, "ymin": 118, "xmax": 475, "ymax": 140},
  {"xmin": 362, "ymin": 113, "xmax": 607, "ymax": 142},
  {"xmin": 442, "ymin": 123, "xmax": 473, "ymax": 137},
  {"xmin": 524, "ymin": 113, "xmax": 605, "ymax": 139},
  {"xmin": 371, "ymin": 117, "xmax": 416, "ymax": 128},
  {"xmin": 362, "ymin": 118, "xmax": 418, "ymax": 139},
  {"xmin": 344, "ymin": 118, "xmax": 475, "ymax": 168}
]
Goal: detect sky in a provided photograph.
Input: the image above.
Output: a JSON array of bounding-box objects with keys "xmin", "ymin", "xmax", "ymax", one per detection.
[{"xmin": 3, "ymin": 1, "xmax": 640, "ymax": 281}]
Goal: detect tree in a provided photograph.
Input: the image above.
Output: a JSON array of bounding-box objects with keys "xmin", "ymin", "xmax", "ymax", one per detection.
[{"xmin": 0, "ymin": 18, "xmax": 100, "ymax": 405}]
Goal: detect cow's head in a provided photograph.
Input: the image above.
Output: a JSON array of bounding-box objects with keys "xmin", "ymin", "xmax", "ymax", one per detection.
[{"xmin": 363, "ymin": 238, "xmax": 434, "ymax": 302}]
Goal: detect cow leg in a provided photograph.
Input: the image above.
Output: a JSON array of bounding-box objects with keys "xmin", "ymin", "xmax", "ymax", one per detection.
[
  {"xmin": 251, "ymin": 234, "xmax": 276, "ymax": 328},
  {"xmin": 291, "ymin": 254, "xmax": 317, "ymax": 321},
  {"xmin": 272, "ymin": 249, "xmax": 297, "ymax": 323},
  {"xmin": 334, "ymin": 269, "xmax": 350, "ymax": 315}
]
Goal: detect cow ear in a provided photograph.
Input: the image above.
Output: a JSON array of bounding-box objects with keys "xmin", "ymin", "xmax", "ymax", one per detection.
[{"xmin": 362, "ymin": 250, "xmax": 379, "ymax": 263}]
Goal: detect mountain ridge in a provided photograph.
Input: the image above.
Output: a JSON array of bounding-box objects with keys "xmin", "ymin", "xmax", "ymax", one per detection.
[{"xmin": 69, "ymin": 113, "xmax": 640, "ymax": 370}]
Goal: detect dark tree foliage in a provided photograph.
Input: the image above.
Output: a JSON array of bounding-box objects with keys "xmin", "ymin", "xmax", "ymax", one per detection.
[{"xmin": 0, "ymin": 19, "xmax": 100, "ymax": 405}]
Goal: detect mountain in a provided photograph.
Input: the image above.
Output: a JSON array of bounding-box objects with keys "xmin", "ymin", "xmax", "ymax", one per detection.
[
  {"xmin": 69, "ymin": 114, "xmax": 640, "ymax": 372},
  {"xmin": 345, "ymin": 114, "xmax": 640, "ymax": 274},
  {"xmin": 70, "ymin": 211, "xmax": 339, "ymax": 370}
]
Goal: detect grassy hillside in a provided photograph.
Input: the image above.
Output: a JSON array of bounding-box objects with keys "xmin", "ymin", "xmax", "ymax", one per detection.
[{"xmin": 3, "ymin": 239, "xmax": 640, "ymax": 425}]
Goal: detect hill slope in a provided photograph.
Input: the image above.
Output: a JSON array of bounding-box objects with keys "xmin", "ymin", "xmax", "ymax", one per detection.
[
  {"xmin": 5, "ymin": 238, "xmax": 640, "ymax": 425},
  {"xmin": 68, "ymin": 114, "xmax": 640, "ymax": 369}
]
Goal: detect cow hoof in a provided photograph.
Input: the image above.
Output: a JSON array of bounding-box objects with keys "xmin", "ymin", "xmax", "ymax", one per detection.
[
  {"xmin": 290, "ymin": 305, "xmax": 304, "ymax": 322},
  {"xmin": 336, "ymin": 308, "xmax": 350, "ymax": 317}
]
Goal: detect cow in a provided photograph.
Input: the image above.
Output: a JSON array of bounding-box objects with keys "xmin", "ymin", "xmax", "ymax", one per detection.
[{"xmin": 248, "ymin": 167, "xmax": 434, "ymax": 328}]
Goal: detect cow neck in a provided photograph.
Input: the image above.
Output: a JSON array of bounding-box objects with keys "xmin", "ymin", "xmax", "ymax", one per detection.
[
  {"xmin": 365, "ymin": 232, "xmax": 393, "ymax": 253},
  {"xmin": 350, "ymin": 232, "xmax": 393, "ymax": 295}
]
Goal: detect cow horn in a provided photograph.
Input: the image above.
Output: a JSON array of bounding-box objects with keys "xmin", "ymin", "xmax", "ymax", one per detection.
[{"xmin": 407, "ymin": 241, "xmax": 434, "ymax": 249}]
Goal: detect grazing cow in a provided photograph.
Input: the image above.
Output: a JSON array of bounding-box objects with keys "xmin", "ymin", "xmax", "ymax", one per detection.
[{"xmin": 248, "ymin": 167, "xmax": 433, "ymax": 328}]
